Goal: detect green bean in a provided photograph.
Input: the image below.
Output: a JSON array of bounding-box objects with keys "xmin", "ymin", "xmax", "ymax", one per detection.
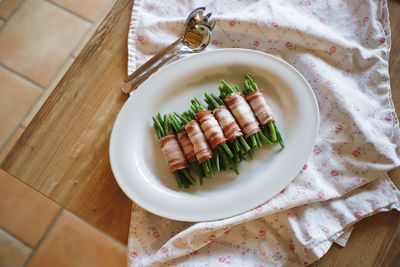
[
  {"xmin": 163, "ymin": 115, "xmax": 170, "ymax": 134},
  {"xmin": 188, "ymin": 109, "xmax": 196, "ymax": 119},
  {"xmin": 262, "ymin": 125, "xmax": 270, "ymax": 140},
  {"xmin": 190, "ymin": 105, "xmax": 198, "ymax": 114},
  {"xmin": 233, "ymin": 149, "xmax": 240, "ymax": 163},
  {"xmin": 273, "ymin": 122, "xmax": 285, "ymax": 148},
  {"xmin": 182, "ymin": 168, "xmax": 196, "ymax": 185},
  {"xmin": 180, "ymin": 173, "xmax": 190, "ymax": 188},
  {"xmin": 194, "ymin": 97, "xmax": 203, "ymax": 107},
  {"xmin": 190, "ymin": 161, "xmax": 202, "ymax": 180},
  {"xmin": 259, "ymin": 131, "xmax": 272, "ymax": 145},
  {"xmin": 173, "ymin": 112, "xmax": 189, "ymax": 125},
  {"xmin": 255, "ymin": 132, "xmax": 261, "ymax": 148},
  {"xmin": 204, "ymin": 97, "xmax": 212, "ymax": 108},
  {"xmin": 217, "ymin": 146, "xmax": 239, "ymax": 175},
  {"xmin": 208, "ymin": 160, "xmax": 214, "ymax": 177},
  {"xmin": 152, "ymin": 116, "xmax": 165, "ymax": 137},
  {"xmin": 211, "ymin": 156, "xmax": 217, "ymax": 171},
  {"xmin": 157, "ymin": 112, "xmax": 163, "ymax": 124},
  {"xmin": 268, "ymin": 121, "xmax": 277, "ymax": 142},
  {"xmin": 233, "ymin": 139, "xmax": 240, "ymax": 152},
  {"xmin": 169, "ymin": 114, "xmax": 182, "ymax": 133},
  {"xmin": 222, "ymin": 143, "xmax": 233, "ymax": 158},
  {"xmin": 174, "ymin": 172, "xmax": 183, "ymax": 188},
  {"xmin": 250, "ymin": 134, "xmax": 257, "ymax": 148},
  {"xmin": 154, "ymin": 125, "xmax": 162, "ymax": 140},
  {"xmin": 210, "ymin": 93, "xmax": 224, "ymax": 106},
  {"xmin": 220, "ymin": 80, "xmax": 235, "ymax": 94},
  {"xmin": 202, "ymin": 161, "xmax": 209, "ymax": 177},
  {"xmin": 239, "ymin": 136, "xmax": 251, "ymax": 152},
  {"xmin": 205, "ymin": 93, "xmax": 220, "ymax": 109}
]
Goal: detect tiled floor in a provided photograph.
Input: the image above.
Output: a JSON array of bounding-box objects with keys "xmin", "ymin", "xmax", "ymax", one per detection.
[{"xmin": 0, "ymin": 0, "xmax": 127, "ymax": 266}]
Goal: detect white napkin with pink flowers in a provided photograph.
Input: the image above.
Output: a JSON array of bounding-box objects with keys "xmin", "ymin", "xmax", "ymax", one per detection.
[{"xmin": 126, "ymin": 0, "xmax": 400, "ymax": 266}]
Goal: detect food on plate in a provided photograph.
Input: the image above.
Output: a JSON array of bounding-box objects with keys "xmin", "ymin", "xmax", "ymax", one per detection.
[
  {"xmin": 152, "ymin": 114, "xmax": 196, "ymax": 188},
  {"xmin": 219, "ymin": 80, "xmax": 271, "ymax": 149},
  {"xmin": 190, "ymin": 98, "xmax": 239, "ymax": 175},
  {"xmin": 169, "ymin": 113, "xmax": 205, "ymax": 182},
  {"xmin": 243, "ymin": 75, "xmax": 284, "ymax": 148},
  {"xmin": 173, "ymin": 111, "xmax": 215, "ymax": 182},
  {"xmin": 153, "ymin": 75, "xmax": 285, "ymax": 188},
  {"xmin": 203, "ymin": 92, "xmax": 251, "ymax": 163}
]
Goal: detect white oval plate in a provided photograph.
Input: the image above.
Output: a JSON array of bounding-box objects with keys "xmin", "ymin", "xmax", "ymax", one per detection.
[{"xmin": 110, "ymin": 48, "xmax": 319, "ymax": 222}]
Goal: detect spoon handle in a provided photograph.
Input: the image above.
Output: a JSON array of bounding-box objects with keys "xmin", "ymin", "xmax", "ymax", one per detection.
[
  {"xmin": 124, "ymin": 38, "xmax": 183, "ymax": 83},
  {"xmin": 122, "ymin": 51, "xmax": 180, "ymax": 94}
]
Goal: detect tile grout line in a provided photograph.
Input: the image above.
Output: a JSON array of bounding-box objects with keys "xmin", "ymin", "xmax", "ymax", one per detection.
[
  {"xmin": 22, "ymin": 208, "xmax": 64, "ymax": 267},
  {"xmin": 0, "ymin": 225, "xmax": 33, "ymax": 250},
  {"xmin": 64, "ymin": 209, "xmax": 128, "ymax": 249},
  {"xmin": 0, "ymin": 63, "xmax": 44, "ymax": 91},
  {"xmin": 0, "ymin": 0, "xmax": 27, "ymax": 25},
  {"xmin": 43, "ymin": 0, "xmax": 93, "ymax": 24},
  {"xmin": 0, "ymin": 125, "xmax": 22, "ymax": 152}
]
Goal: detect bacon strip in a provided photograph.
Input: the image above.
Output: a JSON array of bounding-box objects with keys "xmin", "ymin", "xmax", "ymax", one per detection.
[
  {"xmin": 246, "ymin": 90, "xmax": 275, "ymax": 125},
  {"xmin": 195, "ymin": 109, "xmax": 227, "ymax": 150},
  {"xmin": 225, "ymin": 93, "xmax": 261, "ymax": 139},
  {"xmin": 177, "ymin": 132, "xmax": 196, "ymax": 163},
  {"xmin": 184, "ymin": 120, "xmax": 213, "ymax": 163},
  {"xmin": 159, "ymin": 134, "xmax": 188, "ymax": 172},
  {"xmin": 213, "ymin": 105, "xmax": 243, "ymax": 142}
]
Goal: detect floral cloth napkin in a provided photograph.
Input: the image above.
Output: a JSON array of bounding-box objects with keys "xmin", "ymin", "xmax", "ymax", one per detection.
[{"xmin": 126, "ymin": 0, "xmax": 400, "ymax": 265}]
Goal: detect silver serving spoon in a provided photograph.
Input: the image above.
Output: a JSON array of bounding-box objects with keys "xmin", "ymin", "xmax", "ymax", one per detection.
[
  {"xmin": 122, "ymin": 7, "xmax": 215, "ymax": 94},
  {"xmin": 122, "ymin": 25, "xmax": 211, "ymax": 94},
  {"xmin": 185, "ymin": 7, "xmax": 216, "ymax": 32}
]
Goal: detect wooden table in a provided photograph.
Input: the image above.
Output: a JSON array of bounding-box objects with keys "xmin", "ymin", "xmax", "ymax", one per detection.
[{"xmin": 1, "ymin": 0, "xmax": 399, "ymax": 265}]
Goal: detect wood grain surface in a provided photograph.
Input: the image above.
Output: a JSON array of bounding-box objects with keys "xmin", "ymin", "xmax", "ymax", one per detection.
[{"xmin": 1, "ymin": 0, "xmax": 399, "ymax": 264}]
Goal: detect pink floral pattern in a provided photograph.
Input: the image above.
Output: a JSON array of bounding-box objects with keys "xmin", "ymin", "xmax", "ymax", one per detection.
[{"xmin": 127, "ymin": 0, "xmax": 400, "ymax": 266}]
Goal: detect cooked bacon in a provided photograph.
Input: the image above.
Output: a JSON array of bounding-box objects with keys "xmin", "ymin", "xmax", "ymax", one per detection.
[
  {"xmin": 213, "ymin": 105, "xmax": 242, "ymax": 142},
  {"xmin": 177, "ymin": 132, "xmax": 196, "ymax": 163},
  {"xmin": 184, "ymin": 120, "xmax": 213, "ymax": 163},
  {"xmin": 246, "ymin": 90, "xmax": 275, "ymax": 125},
  {"xmin": 195, "ymin": 109, "xmax": 227, "ymax": 150},
  {"xmin": 225, "ymin": 93, "xmax": 261, "ymax": 139},
  {"xmin": 159, "ymin": 134, "xmax": 189, "ymax": 172}
]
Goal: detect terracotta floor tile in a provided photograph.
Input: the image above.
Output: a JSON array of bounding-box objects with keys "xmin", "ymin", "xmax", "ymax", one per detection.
[
  {"xmin": 0, "ymin": 66, "xmax": 41, "ymax": 148},
  {"xmin": 0, "ymin": 127, "xmax": 24, "ymax": 163},
  {"xmin": 51, "ymin": 0, "xmax": 113, "ymax": 22},
  {"xmin": 0, "ymin": 170, "xmax": 61, "ymax": 247},
  {"xmin": 0, "ymin": 228, "xmax": 32, "ymax": 267},
  {"xmin": 22, "ymin": 57, "xmax": 75, "ymax": 128},
  {"xmin": 27, "ymin": 210, "xmax": 126, "ymax": 267},
  {"xmin": 0, "ymin": 0, "xmax": 90, "ymax": 87},
  {"xmin": 0, "ymin": 0, "xmax": 23, "ymax": 19}
]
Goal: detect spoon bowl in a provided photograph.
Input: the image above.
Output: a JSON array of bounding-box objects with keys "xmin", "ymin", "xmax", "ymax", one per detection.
[
  {"xmin": 182, "ymin": 24, "xmax": 212, "ymax": 52},
  {"xmin": 185, "ymin": 7, "xmax": 216, "ymax": 32}
]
